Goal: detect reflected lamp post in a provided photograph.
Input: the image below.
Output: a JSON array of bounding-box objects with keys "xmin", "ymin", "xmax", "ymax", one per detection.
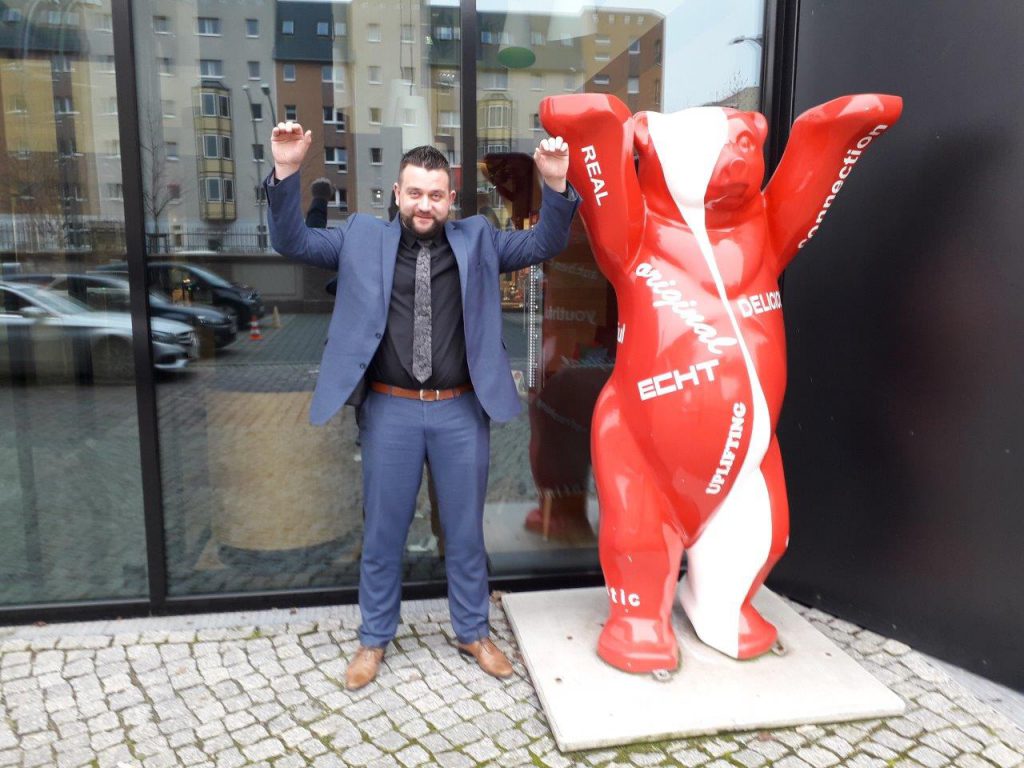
[
  {"xmin": 259, "ymin": 82, "xmax": 277, "ymax": 125},
  {"xmin": 241, "ymin": 84, "xmax": 267, "ymax": 250}
]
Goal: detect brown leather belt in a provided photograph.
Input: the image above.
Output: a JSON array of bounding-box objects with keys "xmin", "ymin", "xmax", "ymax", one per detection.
[{"xmin": 370, "ymin": 382, "xmax": 474, "ymax": 402}]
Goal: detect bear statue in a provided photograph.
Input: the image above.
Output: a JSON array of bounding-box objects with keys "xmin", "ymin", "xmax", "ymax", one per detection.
[{"xmin": 540, "ymin": 93, "xmax": 903, "ymax": 673}]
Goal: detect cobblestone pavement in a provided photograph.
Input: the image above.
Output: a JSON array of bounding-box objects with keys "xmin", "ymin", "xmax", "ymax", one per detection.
[{"xmin": 1, "ymin": 595, "xmax": 1021, "ymax": 768}]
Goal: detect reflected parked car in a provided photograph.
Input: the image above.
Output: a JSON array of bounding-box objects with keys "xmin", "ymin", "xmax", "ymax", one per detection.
[
  {"xmin": 10, "ymin": 274, "xmax": 239, "ymax": 350},
  {"xmin": 96, "ymin": 261, "xmax": 265, "ymax": 327},
  {"xmin": 0, "ymin": 281, "xmax": 197, "ymax": 382}
]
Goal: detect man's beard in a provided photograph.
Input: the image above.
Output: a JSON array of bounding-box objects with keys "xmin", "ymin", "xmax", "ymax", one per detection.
[{"xmin": 400, "ymin": 212, "xmax": 446, "ymax": 239}]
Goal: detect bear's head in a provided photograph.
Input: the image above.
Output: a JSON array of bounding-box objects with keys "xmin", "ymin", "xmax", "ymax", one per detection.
[{"xmin": 633, "ymin": 108, "xmax": 767, "ymax": 224}]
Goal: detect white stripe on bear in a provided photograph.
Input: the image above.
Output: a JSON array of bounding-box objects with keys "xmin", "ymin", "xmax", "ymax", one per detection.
[{"xmin": 645, "ymin": 108, "xmax": 773, "ymax": 658}]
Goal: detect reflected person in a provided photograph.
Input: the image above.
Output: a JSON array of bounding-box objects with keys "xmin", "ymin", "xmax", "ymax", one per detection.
[
  {"xmin": 265, "ymin": 122, "xmax": 578, "ymax": 690},
  {"xmin": 305, "ymin": 177, "xmax": 333, "ymax": 228}
]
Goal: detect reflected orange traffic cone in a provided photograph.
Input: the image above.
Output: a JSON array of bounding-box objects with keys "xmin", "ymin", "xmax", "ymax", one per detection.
[{"xmin": 249, "ymin": 317, "xmax": 263, "ymax": 340}]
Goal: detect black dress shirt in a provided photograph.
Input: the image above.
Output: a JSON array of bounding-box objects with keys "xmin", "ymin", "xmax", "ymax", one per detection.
[{"xmin": 368, "ymin": 224, "xmax": 470, "ymax": 389}]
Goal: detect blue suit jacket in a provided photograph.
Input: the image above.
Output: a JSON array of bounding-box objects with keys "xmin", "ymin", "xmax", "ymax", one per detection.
[{"xmin": 266, "ymin": 172, "xmax": 580, "ymax": 426}]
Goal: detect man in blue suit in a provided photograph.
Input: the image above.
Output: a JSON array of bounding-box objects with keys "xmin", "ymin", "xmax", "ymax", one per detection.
[{"xmin": 266, "ymin": 121, "xmax": 578, "ymax": 690}]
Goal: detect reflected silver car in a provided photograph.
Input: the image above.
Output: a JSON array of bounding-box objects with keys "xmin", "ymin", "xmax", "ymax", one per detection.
[{"xmin": 0, "ymin": 281, "xmax": 197, "ymax": 382}]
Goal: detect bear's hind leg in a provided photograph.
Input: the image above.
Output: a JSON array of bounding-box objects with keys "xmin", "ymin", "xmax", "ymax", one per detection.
[
  {"xmin": 593, "ymin": 385, "xmax": 683, "ymax": 673},
  {"xmin": 679, "ymin": 438, "xmax": 789, "ymax": 659}
]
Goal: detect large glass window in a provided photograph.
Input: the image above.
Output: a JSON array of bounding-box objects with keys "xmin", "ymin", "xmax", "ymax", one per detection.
[
  {"xmin": 0, "ymin": 0, "xmax": 150, "ymax": 606},
  {"xmin": 475, "ymin": 0, "xmax": 766, "ymax": 576},
  {"xmin": 133, "ymin": 0, "xmax": 464, "ymax": 595},
  {"xmin": 118, "ymin": 0, "xmax": 767, "ymax": 600}
]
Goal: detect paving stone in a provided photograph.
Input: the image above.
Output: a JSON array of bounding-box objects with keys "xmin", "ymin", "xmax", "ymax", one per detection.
[
  {"xmin": 424, "ymin": 707, "xmax": 462, "ymax": 730},
  {"xmin": 982, "ymin": 742, "xmax": 1024, "ymax": 768},
  {"xmin": 177, "ymin": 745, "xmax": 209, "ymax": 765},
  {"xmin": 360, "ymin": 714, "xmax": 395, "ymax": 739},
  {"xmin": 343, "ymin": 742, "xmax": 386, "ymax": 766},
  {"xmin": 20, "ymin": 747, "xmax": 53, "ymax": 768},
  {"xmin": 774, "ymin": 730, "xmax": 807, "ymax": 749},
  {"xmin": 703, "ymin": 737, "xmax": 740, "ymax": 757},
  {"xmin": 861, "ymin": 740, "xmax": 900, "ymax": 761},
  {"xmin": 795, "ymin": 745, "xmax": 841, "ymax": 768},
  {"xmin": 888, "ymin": 717, "xmax": 925, "ymax": 739},
  {"xmin": 242, "ymin": 737, "xmax": 286, "ymax": 761},
  {"xmin": 918, "ymin": 730, "xmax": 961, "ymax": 757},
  {"xmin": 496, "ymin": 726, "xmax": 531, "ymax": 750},
  {"xmin": 906, "ymin": 745, "xmax": 953, "ymax": 768},
  {"xmin": 233, "ymin": 722, "xmax": 270, "ymax": 746},
  {"xmin": 374, "ymin": 729, "xmax": 410, "ymax": 753},
  {"xmin": 213, "ymin": 746, "xmax": 247, "ymax": 768},
  {"xmin": 732, "ymin": 748, "xmax": 768, "ymax": 767},
  {"xmin": 495, "ymin": 747, "xmax": 533, "ymax": 767},
  {"xmin": 629, "ymin": 751, "xmax": 670, "ymax": 766},
  {"xmin": 142, "ymin": 752, "xmax": 178, "ymax": 768},
  {"xmin": 397, "ymin": 717, "xmax": 431, "ymax": 739},
  {"xmin": 444, "ymin": 721, "xmax": 484, "ymax": 746},
  {"xmin": 96, "ymin": 743, "xmax": 135, "ymax": 768},
  {"xmin": 410, "ymin": 691, "xmax": 445, "ymax": 714},
  {"xmin": 539, "ymin": 750, "xmax": 574, "ymax": 767},
  {"xmin": 874, "ymin": 728, "xmax": 914, "ymax": 753},
  {"xmin": 481, "ymin": 688, "xmax": 516, "ymax": 711},
  {"xmin": 521, "ymin": 716, "xmax": 549, "ymax": 738},
  {"xmin": 747, "ymin": 735, "xmax": 789, "ymax": 761},
  {"xmin": 464, "ymin": 737, "xmax": 502, "ymax": 762},
  {"xmin": 433, "ymin": 751, "xmax": 476, "ymax": 768},
  {"xmin": 90, "ymin": 728, "xmax": 124, "ymax": 751},
  {"xmin": 415, "ymin": 730, "xmax": 456, "ymax": 755},
  {"xmin": 955, "ymin": 755, "xmax": 1001, "ymax": 768},
  {"xmin": 819, "ymin": 734, "xmax": 855, "ymax": 758},
  {"xmin": 843, "ymin": 756, "xmax": 887, "ymax": 768},
  {"xmin": 395, "ymin": 744, "xmax": 432, "ymax": 767},
  {"xmin": 773, "ymin": 757, "xmax": 813, "ymax": 768},
  {"xmin": 669, "ymin": 747, "xmax": 709, "ymax": 767}
]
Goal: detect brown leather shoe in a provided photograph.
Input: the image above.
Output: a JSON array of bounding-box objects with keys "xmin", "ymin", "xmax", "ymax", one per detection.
[
  {"xmin": 456, "ymin": 638, "xmax": 514, "ymax": 679},
  {"xmin": 345, "ymin": 646, "xmax": 384, "ymax": 690}
]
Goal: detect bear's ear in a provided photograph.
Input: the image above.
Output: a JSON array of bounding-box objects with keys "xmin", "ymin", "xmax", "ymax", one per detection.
[
  {"xmin": 751, "ymin": 112, "xmax": 768, "ymax": 144},
  {"xmin": 633, "ymin": 112, "xmax": 651, "ymax": 155}
]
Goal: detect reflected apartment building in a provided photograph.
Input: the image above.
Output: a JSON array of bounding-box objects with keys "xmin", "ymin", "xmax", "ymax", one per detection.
[
  {"xmin": 0, "ymin": 1, "xmax": 114, "ymax": 258},
  {"xmin": 0, "ymin": 0, "xmax": 664, "ymax": 269}
]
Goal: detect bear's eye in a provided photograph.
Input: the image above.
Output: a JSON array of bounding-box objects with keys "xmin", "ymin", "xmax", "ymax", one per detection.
[{"xmin": 738, "ymin": 134, "xmax": 754, "ymax": 152}]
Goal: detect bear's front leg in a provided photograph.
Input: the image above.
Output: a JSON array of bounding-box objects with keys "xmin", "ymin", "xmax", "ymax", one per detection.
[{"xmin": 592, "ymin": 383, "xmax": 685, "ymax": 673}]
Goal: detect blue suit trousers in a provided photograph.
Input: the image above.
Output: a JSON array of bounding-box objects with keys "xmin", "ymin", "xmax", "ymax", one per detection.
[{"xmin": 357, "ymin": 390, "xmax": 491, "ymax": 647}]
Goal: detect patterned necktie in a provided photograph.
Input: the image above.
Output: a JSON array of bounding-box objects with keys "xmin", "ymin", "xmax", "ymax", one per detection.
[{"xmin": 412, "ymin": 242, "xmax": 432, "ymax": 383}]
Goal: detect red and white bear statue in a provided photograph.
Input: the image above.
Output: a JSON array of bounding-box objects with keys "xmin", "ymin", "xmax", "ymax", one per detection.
[{"xmin": 540, "ymin": 93, "xmax": 902, "ymax": 673}]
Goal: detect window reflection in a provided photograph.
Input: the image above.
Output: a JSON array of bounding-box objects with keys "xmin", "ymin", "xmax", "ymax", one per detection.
[
  {"xmin": 0, "ymin": 0, "xmax": 148, "ymax": 606},
  {"xmin": 474, "ymin": 0, "xmax": 765, "ymax": 573},
  {"xmin": 133, "ymin": 0, "xmax": 467, "ymax": 594},
  {"xmin": 122, "ymin": 0, "xmax": 765, "ymax": 596}
]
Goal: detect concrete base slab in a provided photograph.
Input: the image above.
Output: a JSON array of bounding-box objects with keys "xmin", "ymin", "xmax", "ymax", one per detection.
[{"xmin": 503, "ymin": 586, "xmax": 906, "ymax": 752}]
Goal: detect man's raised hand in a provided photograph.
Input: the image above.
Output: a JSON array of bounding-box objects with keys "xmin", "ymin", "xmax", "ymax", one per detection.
[
  {"xmin": 533, "ymin": 136, "xmax": 570, "ymax": 194},
  {"xmin": 271, "ymin": 122, "xmax": 312, "ymax": 180}
]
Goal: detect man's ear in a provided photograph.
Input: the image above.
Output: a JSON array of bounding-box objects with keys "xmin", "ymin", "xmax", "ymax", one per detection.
[
  {"xmin": 393, "ymin": 181, "xmax": 401, "ymax": 199},
  {"xmin": 449, "ymin": 189, "xmax": 456, "ymax": 205}
]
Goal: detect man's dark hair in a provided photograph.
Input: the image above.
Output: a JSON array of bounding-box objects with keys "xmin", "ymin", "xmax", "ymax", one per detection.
[{"xmin": 398, "ymin": 145, "xmax": 450, "ymax": 183}]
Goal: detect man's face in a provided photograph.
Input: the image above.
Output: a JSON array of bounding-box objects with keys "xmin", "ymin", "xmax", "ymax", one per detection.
[{"xmin": 393, "ymin": 164, "xmax": 456, "ymax": 238}]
